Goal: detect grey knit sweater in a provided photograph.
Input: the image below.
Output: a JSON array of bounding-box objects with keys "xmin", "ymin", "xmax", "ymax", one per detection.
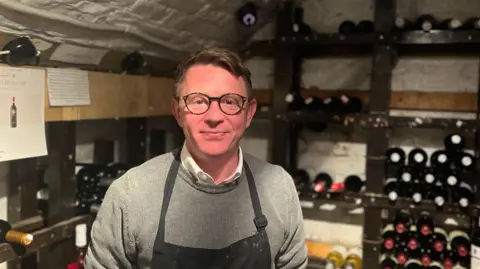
[{"xmin": 85, "ymin": 151, "xmax": 308, "ymax": 269}]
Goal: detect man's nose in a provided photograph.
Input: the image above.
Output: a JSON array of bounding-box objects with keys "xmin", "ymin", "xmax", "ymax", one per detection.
[{"xmin": 204, "ymin": 102, "xmax": 224, "ymax": 125}]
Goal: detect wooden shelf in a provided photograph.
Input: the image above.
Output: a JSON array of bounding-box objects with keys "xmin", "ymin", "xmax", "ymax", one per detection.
[
  {"xmin": 45, "ymin": 71, "xmax": 175, "ymax": 122},
  {"xmin": 253, "ymin": 88, "xmax": 478, "ymax": 113},
  {"xmin": 0, "ymin": 215, "xmax": 92, "ymax": 264}
]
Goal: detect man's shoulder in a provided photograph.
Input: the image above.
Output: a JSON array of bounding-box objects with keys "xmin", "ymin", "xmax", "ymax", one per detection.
[
  {"xmin": 243, "ymin": 153, "xmax": 292, "ymax": 183},
  {"xmin": 110, "ymin": 151, "xmax": 175, "ymax": 194}
]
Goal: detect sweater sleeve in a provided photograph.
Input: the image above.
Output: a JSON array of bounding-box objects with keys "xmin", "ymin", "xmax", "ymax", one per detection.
[
  {"xmin": 85, "ymin": 177, "xmax": 136, "ymax": 269},
  {"xmin": 275, "ymin": 168, "xmax": 309, "ymax": 269}
]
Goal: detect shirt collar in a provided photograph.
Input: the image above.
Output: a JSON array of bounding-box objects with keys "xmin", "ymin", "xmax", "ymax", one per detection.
[{"xmin": 180, "ymin": 143, "xmax": 243, "ymax": 185}]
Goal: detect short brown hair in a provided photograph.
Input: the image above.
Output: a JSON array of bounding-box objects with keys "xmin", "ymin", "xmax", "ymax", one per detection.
[{"xmin": 174, "ymin": 47, "xmax": 252, "ymax": 99}]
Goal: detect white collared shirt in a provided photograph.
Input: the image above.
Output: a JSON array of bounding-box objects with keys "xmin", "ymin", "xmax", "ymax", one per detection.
[{"xmin": 180, "ymin": 143, "xmax": 243, "ymax": 185}]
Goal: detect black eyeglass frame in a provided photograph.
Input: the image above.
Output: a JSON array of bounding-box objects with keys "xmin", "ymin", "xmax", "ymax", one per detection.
[{"xmin": 180, "ymin": 92, "xmax": 249, "ymax": 115}]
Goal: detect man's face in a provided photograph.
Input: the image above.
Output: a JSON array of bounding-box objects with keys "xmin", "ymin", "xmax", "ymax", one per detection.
[{"xmin": 172, "ymin": 64, "xmax": 257, "ymax": 158}]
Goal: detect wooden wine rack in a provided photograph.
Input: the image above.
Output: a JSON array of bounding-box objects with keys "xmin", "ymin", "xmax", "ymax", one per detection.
[{"xmin": 267, "ymin": 1, "xmax": 480, "ymax": 268}]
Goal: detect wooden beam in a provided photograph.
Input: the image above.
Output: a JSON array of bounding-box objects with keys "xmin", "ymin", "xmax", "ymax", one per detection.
[{"xmin": 252, "ymin": 88, "xmax": 478, "ymax": 112}]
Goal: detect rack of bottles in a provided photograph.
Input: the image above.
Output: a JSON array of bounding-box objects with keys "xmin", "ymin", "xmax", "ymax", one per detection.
[{"xmin": 266, "ymin": 1, "xmax": 480, "ymax": 269}]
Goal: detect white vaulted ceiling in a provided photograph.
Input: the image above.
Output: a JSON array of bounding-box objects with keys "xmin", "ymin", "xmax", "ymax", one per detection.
[{"xmin": 0, "ymin": 0, "xmax": 277, "ymax": 62}]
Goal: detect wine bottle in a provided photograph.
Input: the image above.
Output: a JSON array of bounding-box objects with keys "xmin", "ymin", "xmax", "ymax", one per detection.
[
  {"xmin": 416, "ymin": 211, "xmax": 434, "ymax": 236},
  {"xmin": 291, "ymin": 169, "xmax": 310, "ymax": 195},
  {"xmin": 445, "ymin": 172, "xmax": 460, "ymax": 188},
  {"xmin": 449, "ymin": 229, "xmax": 471, "ymax": 259},
  {"xmin": 75, "ymin": 223, "xmax": 87, "ymax": 269},
  {"xmin": 462, "ymin": 17, "xmax": 480, "ymax": 30},
  {"xmin": 339, "ymin": 20, "xmax": 356, "ymax": 35},
  {"xmin": 325, "ymin": 245, "xmax": 348, "ymax": 269},
  {"xmin": 471, "ymin": 217, "xmax": 480, "ymax": 269},
  {"xmin": 384, "ymin": 177, "xmax": 400, "ymax": 202},
  {"xmin": 394, "ymin": 17, "xmax": 414, "ymax": 31},
  {"xmin": 438, "ymin": 18, "xmax": 462, "ymax": 30},
  {"xmin": 285, "ymin": 92, "xmax": 305, "ymax": 111},
  {"xmin": 291, "ymin": 7, "xmax": 312, "ymax": 35},
  {"xmin": 444, "ymin": 133, "xmax": 465, "ymax": 152},
  {"xmin": 379, "ymin": 254, "xmax": 398, "ymax": 268},
  {"xmin": 304, "ymin": 96, "xmax": 323, "ymax": 112},
  {"xmin": 356, "ymin": 20, "xmax": 374, "ymax": 34},
  {"xmin": 429, "ymin": 182, "xmax": 449, "ymax": 207},
  {"xmin": 405, "ymin": 225, "xmax": 420, "ymax": 252},
  {"xmin": 451, "ymin": 181, "xmax": 474, "ymax": 208},
  {"xmin": 344, "ymin": 175, "xmax": 364, "ymax": 193},
  {"xmin": 382, "ymin": 224, "xmax": 397, "ymax": 252},
  {"xmin": 386, "ymin": 147, "xmax": 406, "ymax": 166},
  {"xmin": 410, "ymin": 174, "xmax": 426, "ymax": 204},
  {"xmin": 343, "ymin": 247, "xmax": 362, "ymax": 269},
  {"xmin": 422, "ymin": 168, "xmax": 437, "ymax": 185},
  {"xmin": 311, "ymin": 172, "xmax": 333, "ymax": 194},
  {"xmin": 322, "ymin": 96, "xmax": 343, "ymax": 114},
  {"xmin": 457, "ymin": 152, "xmax": 475, "ymax": 171},
  {"xmin": 10, "ymin": 97, "xmax": 17, "ymax": 128},
  {"xmin": 340, "ymin": 94, "xmax": 363, "ymax": 114},
  {"xmin": 393, "ymin": 210, "xmax": 412, "ymax": 234},
  {"xmin": 408, "ymin": 148, "xmax": 428, "ymax": 167},
  {"xmin": 431, "ymin": 150, "xmax": 450, "ymax": 170},
  {"xmin": 432, "ymin": 227, "xmax": 449, "ymax": 255},
  {"xmin": 394, "ymin": 246, "xmax": 409, "ymax": 266},
  {"xmin": 0, "ymin": 219, "xmax": 33, "ymax": 246},
  {"xmin": 400, "ymin": 166, "xmax": 416, "ymax": 184},
  {"xmin": 415, "ymin": 14, "xmax": 437, "ymax": 32}
]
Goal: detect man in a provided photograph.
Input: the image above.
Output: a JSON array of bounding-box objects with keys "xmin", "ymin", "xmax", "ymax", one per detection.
[{"xmin": 85, "ymin": 47, "xmax": 308, "ymax": 269}]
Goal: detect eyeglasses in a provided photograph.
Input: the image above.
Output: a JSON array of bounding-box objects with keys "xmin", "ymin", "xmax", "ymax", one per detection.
[{"xmin": 182, "ymin": 93, "xmax": 247, "ymax": 115}]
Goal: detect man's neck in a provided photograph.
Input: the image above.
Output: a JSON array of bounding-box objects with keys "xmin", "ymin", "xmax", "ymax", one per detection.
[{"xmin": 187, "ymin": 143, "xmax": 240, "ymax": 184}]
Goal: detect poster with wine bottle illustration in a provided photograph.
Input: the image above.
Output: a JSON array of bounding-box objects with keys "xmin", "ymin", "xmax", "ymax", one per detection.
[{"xmin": 0, "ymin": 66, "xmax": 47, "ymax": 162}]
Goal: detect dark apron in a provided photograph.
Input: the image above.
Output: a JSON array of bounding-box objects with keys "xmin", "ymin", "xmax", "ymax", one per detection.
[{"xmin": 150, "ymin": 151, "xmax": 272, "ymax": 269}]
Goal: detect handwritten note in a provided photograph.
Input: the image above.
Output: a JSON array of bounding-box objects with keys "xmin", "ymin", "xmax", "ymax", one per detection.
[{"xmin": 47, "ymin": 68, "xmax": 91, "ymax": 106}]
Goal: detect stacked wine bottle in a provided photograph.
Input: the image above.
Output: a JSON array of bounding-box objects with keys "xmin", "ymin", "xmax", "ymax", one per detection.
[
  {"xmin": 381, "ymin": 210, "xmax": 470, "ymax": 269},
  {"xmin": 75, "ymin": 162, "xmax": 130, "ymax": 214},
  {"xmin": 292, "ymin": 169, "xmax": 365, "ymax": 198},
  {"xmin": 384, "ymin": 133, "xmax": 475, "ymax": 208}
]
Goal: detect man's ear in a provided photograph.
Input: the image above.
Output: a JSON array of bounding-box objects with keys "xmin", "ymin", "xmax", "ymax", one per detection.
[
  {"xmin": 245, "ymin": 98, "xmax": 257, "ymax": 128},
  {"xmin": 172, "ymin": 98, "xmax": 183, "ymax": 128}
]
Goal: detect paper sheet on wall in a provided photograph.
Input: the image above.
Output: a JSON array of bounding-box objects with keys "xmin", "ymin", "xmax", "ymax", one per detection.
[
  {"xmin": 0, "ymin": 66, "xmax": 48, "ymax": 162},
  {"xmin": 47, "ymin": 68, "xmax": 91, "ymax": 106}
]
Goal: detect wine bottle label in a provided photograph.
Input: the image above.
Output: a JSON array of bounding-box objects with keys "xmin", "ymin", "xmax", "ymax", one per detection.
[
  {"xmin": 447, "ymin": 175, "xmax": 457, "ymax": 186},
  {"xmin": 385, "ymin": 191, "xmax": 396, "ymax": 202},
  {"xmin": 459, "ymin": 198, "xmax": 469, "ymax": 208},
  {"xmin": 414, "ymin": 153, "xmax": 424, "ymax": 162},
  {"xmin": 425, "ymin": 174, "xmax": 435, "ymax": 183},
  {"xmin": 422, "ymin": 21, "xmax": 433, "ymax": 31},
  {"xmin": 285, "ymin": 93, "xmax": 294, "ymax": 103},
  {"xmin": 412, "ymin": 193, "xmax": 422, "ymax": 203},
  {"xmin": 401, "ymin": 172, "xmax": 411, "ymax": 182},
  {"xmin": 437, "ymin": 153, "xmax": 447, "ymax": 163},
  {"xmin": 292, "ymin": 23, "xmax": 299, "ymax": 32},
  {"xmin": 471, "ymin": 244, "xmax": 480, "ymax": 269},
  {"xmin": 451, "ymin": 134, "xmax": 461, "ymax": 144},
  {"xmin": 395, "ymin": 17, "xmax": 405, "ymax": 28},
  {"xmin": 390, "ymin": 152, "xmax": 401, "ymax": 162},
  {"xmin": 434, "ymin": 196, "xmax": 445, "ymax": 206}
]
